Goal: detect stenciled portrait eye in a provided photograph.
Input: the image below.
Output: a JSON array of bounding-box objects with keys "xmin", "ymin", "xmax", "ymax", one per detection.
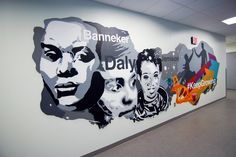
[{"xmin": 40, "ymin": 19, "xmax": 100, "ymax": 111}]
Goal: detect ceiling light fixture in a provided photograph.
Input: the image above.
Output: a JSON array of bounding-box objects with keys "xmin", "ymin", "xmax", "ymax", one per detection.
[{"xmin": 222, "ymin": 16, "xmax": 236, "ymax": 25}]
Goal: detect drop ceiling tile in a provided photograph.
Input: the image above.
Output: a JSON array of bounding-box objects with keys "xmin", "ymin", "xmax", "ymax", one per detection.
[
  {"xmin": 169, "ymin": 13, "xmax": 229, "ymax": 36},
  {"xmin": 144, "ymin": 0, "xmax": 182, "ymax": 17},
  {"xmin": 162, "ymin": 6, "xmax": 196, "ymax": 21},
  {"xmin": 94, "ymin": 0, "xmax": 123, "ymax": 6},
  {"xmin": 93, "ymin": 0, "xmax": 236, "ymax": 37},
  {"xmin": 201, "ymin": 2, "xmax": 236, "ymax": 21},
  {"xmin": 183, "ymin": 0, "xmax": 225, "ymax": 11},
  {"xmin": 118, "ymin": 0, "xmax": 160, "ymax": 12},
  {"xmin": 179, "ymin": 12, "xmax": 210, "ymax": 25},
  {"xmin": 170, "ymin": 0, "xmax": 200, "ymax": 6},
  {"xmin": 178, "ymin": 13, "xmax": 218, "ymax": 31}
]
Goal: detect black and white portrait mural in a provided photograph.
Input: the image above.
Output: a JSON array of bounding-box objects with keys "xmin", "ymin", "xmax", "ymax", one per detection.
[
  {"xmin": 134, "ymin": 48, "xmax": 168, "ymax": 121},
  {"xmin": 33, "ymin": 17, "xmax": 219, "ymax": 128}
]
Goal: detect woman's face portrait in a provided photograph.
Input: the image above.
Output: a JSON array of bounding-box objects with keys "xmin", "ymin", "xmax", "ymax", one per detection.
[{"xmin": 139, "ymin": 60, "xmax": 161, "ymax": 102}]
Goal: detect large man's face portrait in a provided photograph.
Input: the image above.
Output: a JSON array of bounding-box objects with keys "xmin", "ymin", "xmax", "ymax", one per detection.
[
  {"xmin": 100, "ymin": 55, "xmax": 137, "ymax": 117},
  {"xmin": 139, "ymin": 60, "xmax": 161, "ymax": 102},
  {"xmin": 40, "ymin": 20, "xmax": 99, "ymax": 109}
]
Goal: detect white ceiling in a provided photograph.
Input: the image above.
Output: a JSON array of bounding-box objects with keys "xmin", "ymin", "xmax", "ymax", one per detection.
[{"xmin": 93, "ymin": 0, "xmax": 236, "ymax": 44}]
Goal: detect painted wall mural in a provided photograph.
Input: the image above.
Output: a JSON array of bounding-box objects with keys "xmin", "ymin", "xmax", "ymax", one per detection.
[
  {"xmin": 171, "ymin": 42, "xmax": 219, "ymax": 105},
  {"xmin": 32, "ymin": 17, "xmax": 219, "ymax": 128}
]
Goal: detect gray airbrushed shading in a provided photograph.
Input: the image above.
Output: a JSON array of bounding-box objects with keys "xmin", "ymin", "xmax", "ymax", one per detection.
[
  {"xmin": 42, "ymin": 17, "xmax": 99, "ymax": 102},
  {"xmin": 160, "ymin": 48, "xmax": 179, "ymax": 103},
  {"xmin": 92, "ymin": 22, "xmax": 138, "ymax": 118},
  {"xmin": 177, "ymin": 41, "xmax": 215, "ymax": 82},
  {"xmin": 162, "ymin": 50, "xmax": 179, "ymax": 81},
  {"xmin": 32, "ymin": 16, "xmax": 219, "ymax": 128},
  {"xmin": 161, "ymin": 41, "xmax": 216, "ymax": 83},
  {"xmin": 33, "ymin": 17, "xmax": 102, "ymax": 121}
]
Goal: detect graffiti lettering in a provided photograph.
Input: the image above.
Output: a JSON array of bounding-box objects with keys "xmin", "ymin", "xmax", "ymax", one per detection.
[{"xmin": 187, "ymin": 79, "xmax": 216, "ymax": 90}]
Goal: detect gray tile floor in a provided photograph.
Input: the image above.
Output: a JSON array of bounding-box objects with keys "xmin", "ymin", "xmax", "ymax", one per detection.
[{"xmin": 92, "ymin": 90, "xmax": 236, "ymax": 157}]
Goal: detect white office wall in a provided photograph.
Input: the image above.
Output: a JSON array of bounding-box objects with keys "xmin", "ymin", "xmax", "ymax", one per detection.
[
  {"xmin": 0, "ymin": 0, "xmax": 226, "ymax": 156},
  {"xmin": 226, "ymin": 42, "xmax": 236, "ymax": 53}
]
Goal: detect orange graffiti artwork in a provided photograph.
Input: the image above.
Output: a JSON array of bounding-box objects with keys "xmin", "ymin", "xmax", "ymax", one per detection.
[{"xmin": 171, "ymin": 68, "xmax": 214, "ymax": 105}]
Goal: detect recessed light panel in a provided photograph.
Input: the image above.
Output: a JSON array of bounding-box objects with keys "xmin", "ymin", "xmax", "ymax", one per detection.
[{"xmin": 222, "ymin": 16, "xmax": 236, "ymax": 25}]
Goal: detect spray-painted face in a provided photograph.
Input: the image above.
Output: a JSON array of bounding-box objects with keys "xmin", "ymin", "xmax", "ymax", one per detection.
[
  {"xmin": 40, "ymin": 21, "xmax": 99, "ymax": 110},
  {"xmin": 100, "ymin": 55, "xmax": 137, "ymax": 117},
  {"xmin": 139, "ymin": 61, "xmax": 161, "ymax": 102}
]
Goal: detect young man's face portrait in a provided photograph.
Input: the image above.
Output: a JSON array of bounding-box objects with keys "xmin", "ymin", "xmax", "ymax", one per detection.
[{"xmin": 40, "ymin": 21, "xmax": 99, "ymax": 109}]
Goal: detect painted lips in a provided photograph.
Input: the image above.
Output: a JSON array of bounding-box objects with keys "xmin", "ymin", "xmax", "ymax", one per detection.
[{"xmin": 55, "ymin": 82, "xmax": 78, "ymax": 98}]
